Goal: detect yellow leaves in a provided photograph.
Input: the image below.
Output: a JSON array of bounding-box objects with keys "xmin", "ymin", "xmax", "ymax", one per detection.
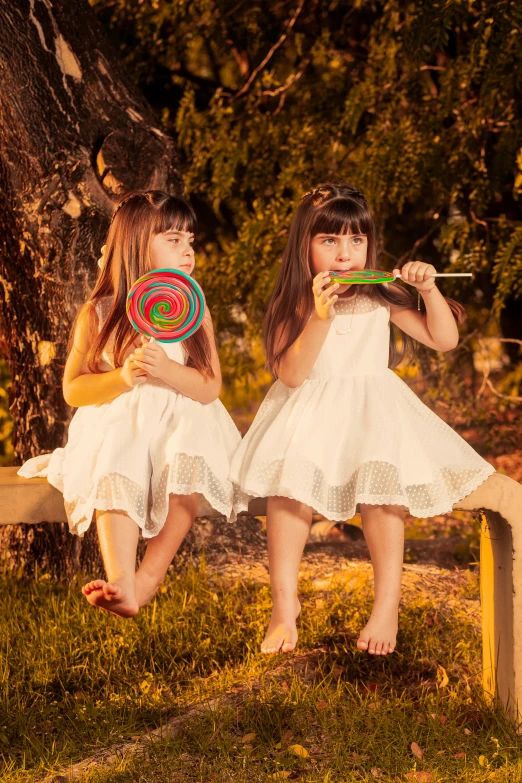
[
  {"xmin": 479, "ymin": 754, "xmax": 487, "ymax": 766},
  {"xmin": 241, "ymin": 732, "xmax": 256, "ymax": 744},
  {"xmin": 289, "ymin": 744, "xmax": 309, "ymax": 758},
  {"xmin": 405, "ymin": 773, "xmax": 432, "ymax": 782},
  {"xmin": 436, "ymin": 664, "xmax": 449, "ymax": 688},
  {"xmin": 268, "ymin": 773, "xmax": 291, "ymax": 781}
]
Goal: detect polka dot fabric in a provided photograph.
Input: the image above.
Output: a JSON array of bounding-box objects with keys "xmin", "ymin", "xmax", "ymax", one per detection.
[
  {"xmin": 229, "ymin": 291, "xmax": 496, "ymax": 520},
  {"xmin": 18, "ymin": 297, "xmax": 242, "ymax": 537}
]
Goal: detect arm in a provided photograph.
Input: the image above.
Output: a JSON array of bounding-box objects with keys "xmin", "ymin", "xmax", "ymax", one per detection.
[
  {"xmin": 63, "ymin": 303, "xmax": 145, "ymax": 407},
  {"xmin": 389, "ymin": 263, "xmax": 460, "ymax": 352},
  {"xmin": 132, "ymin": 307, "xmax": 222, "ymax": 404},
  {"xmin": 276, "ymin": 270, "xmax": 339, "ymax": 388}
]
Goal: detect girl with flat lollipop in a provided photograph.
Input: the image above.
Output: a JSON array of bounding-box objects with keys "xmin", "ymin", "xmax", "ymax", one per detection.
[
  {"xmin": 230, "ymin": 182, "xmax": 495, "ymax": 656},
  {"xmin": 19, "ymin": 191, "xmax": 241, "ymax": 617}
]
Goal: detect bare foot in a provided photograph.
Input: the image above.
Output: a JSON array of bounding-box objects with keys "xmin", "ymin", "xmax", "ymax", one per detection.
[
  {"xmin": 135, "ymin": 569, "xmax": 160, "ymax": 608},
  {"xmin": 261, "ymin": 597, "xmax": 301, "ymax": 654},
  {"xmin": 357, "ymin": 605, "xmax": 398, "ymax": 655},
  {"xmin": 82, "ymin": 579, "xmax": 138, "ymax": 618}
]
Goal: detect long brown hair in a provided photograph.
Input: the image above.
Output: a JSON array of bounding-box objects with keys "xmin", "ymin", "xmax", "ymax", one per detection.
[
  {"xmin": 263, "ymin": 182, "xmax": 466, "ymax": 375},
  {"xmin": 68, "ymin": 190, "xmax": 214, "ymax": 378}
]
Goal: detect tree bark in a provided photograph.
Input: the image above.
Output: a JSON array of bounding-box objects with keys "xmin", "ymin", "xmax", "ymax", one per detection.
[{"xmin": 0, "ymin": 0, "xmax": 182, "ymax": 576}]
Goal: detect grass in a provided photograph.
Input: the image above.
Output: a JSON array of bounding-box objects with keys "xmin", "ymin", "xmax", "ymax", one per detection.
[{"xmin": 1, "ymin": 557, "xmax": 521, "ymax": 782}]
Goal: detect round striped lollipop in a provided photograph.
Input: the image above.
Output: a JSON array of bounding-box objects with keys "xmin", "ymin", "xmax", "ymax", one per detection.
[
  {"xmin": 126, "ymin": 268, "xmax": 205, "ymax": 342},
  {"xmin": 330, "ymin": 269, "xmax": 394, "ymax": 284},
  {"xmin": 329, "ymin": 269, "xmax": 472, "ymax": 284}
]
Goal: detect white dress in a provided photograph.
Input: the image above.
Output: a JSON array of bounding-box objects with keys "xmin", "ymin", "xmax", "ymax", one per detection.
[
  {"xmin": 18, "ymin": 297, "xmax": 242, "ymax": 537},
  {"xmin": 230, "ymin": 291, "xmax": 496, "ymax": 520}
]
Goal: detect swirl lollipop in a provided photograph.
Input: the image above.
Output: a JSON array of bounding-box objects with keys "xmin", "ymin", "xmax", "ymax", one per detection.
[
  {"xmin": 126, "ymin": 268, "xmax": 205, "ymax": 342},
  {"xmin": 329, "ymin": 269, "xmax": 472, "ymax": 284}
]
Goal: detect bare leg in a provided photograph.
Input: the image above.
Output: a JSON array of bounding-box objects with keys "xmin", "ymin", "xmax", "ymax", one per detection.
[
  {"xmin": 135, "ymin": 492, "xmax": 199, "ymax": 607},
  {"xmin": 82, "ymin": 510, "xmax": 140, "ymax": 618},
  {"xmin": 261, "ymin": 496, "xmax": 312, "ymax": 654},
  {"xmin": 357, "ymin": 503, "xmax": 405, "ymax": 655}
]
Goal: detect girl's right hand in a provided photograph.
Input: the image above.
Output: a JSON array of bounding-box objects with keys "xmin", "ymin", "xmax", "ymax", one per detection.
[
  {"xmin": 313, "ymin": 271, "xmax": 339, "ymax": 321},
  {"xmin": 120, "ymin": 354, "xmax": 148, "ymax": 388}
]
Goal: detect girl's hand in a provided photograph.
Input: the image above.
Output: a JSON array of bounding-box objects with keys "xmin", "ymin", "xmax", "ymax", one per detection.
[
  {"xmin": 131, "ymin": 335, "xmax": 172, "ymax": 381},
  {"xmin": 120, "ymin": 354, "xmax": 148, "ymax": 388},
  {"xmin": 393, "ymin": 262, "xmax": 437, "ymax": 292},
  {"xmin": 313, "ymin": 271, "xmax": 340, "ymax": 321}
]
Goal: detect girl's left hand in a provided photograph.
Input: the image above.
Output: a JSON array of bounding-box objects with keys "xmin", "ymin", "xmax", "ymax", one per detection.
[
  {"xmin": 393, "ymin": 261, "xmax": 437, "ymax": 292},
  {"xmin": 131, "ymin": 335, "xmax": 171, "ymax": 381}
]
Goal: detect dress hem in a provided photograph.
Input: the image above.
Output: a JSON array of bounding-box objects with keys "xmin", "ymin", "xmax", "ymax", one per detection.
[{"xmin": 232, "ymin": 463, "xmax": 497, "ymax": 521}]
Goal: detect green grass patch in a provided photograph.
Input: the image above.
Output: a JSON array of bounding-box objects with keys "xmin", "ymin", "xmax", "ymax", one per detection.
[{"xmin": 1, "ymin": 560, "xmax": 520, "ymax": 782}]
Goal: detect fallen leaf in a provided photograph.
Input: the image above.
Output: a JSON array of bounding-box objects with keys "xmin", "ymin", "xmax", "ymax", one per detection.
[
  {"xmin": 333, "ymin": 665, "xmax": 345, "ymax": 678},
  {"xmin": 317, "ymin": 700, "xmax": 328, "ymax": 711},
  {"xmin": 289, "ymin": 744, "xmax": 309, "ymax": 758},
  {"xmin": 371, "ymin": 768, "xmax": 383, "ymax": 778},
  {"xmin": 463, "ymin": 728, "xmax": 472, "ymax": 735},
  {"xmin": 368, "ymin": 702, "xmax": 380, "ymax": 710},
  {"xmin": 405, "ymin": 773, "xmax": 432, "ymax": 782},
  {"xmin": 351, "ymin": 752, "xmax": 370, "ymax": 761},
  {"xmin": 439, "ymin": 716, "xmax": 447, "ymax": 724},
  {"xmin": 242, "ymin": 733, "xmax": 256, "ymax": 743},
  {"xmin": 437, "ymin": 665, "xmax": 449, "ymax": 688},
  {"xmin": 367, "ymin": 682, "xmax": 379, "ymax": 692},
  {"xmin": 454, "ymin": 752, "xmax": 465, "ymax": 759},
  {"xmin": 274, "ymin": 742, "xmax": 282, "ymax": 750},
  {"xmin": 281, "ymin": 680, "xmax": 289, "ymax": 692},
  {"xmin": 282, "ymin": 730, "xmax": 294, "ymax": 742},
  {"xmin": 268, "ymin": 773, "xmax": 291, "ymax": 781},
  {"xmin": 411, "ymin": 742, "xmax": 424, "ymax": 759},
  {"xmin": 479, "ymin": 755, "xmax": 487, "ymax": 766}
]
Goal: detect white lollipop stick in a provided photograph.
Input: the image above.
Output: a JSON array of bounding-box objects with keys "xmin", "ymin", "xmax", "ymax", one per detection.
[{"xmin": 396, "ymin": 272, "xmax": 472, "ymax": 278}]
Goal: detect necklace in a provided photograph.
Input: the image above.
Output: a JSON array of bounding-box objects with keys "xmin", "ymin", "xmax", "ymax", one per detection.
[{"xmin": 333, "ymin": 289, "xmax": 359, "ymax": 335}]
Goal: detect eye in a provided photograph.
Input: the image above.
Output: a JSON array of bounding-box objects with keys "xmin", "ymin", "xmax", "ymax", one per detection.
[
  {"xmin": 352, "ymin": 236, "xmax": 364, "ymax": 245},
  {"xmin": 169, "ymin": 237, "xmax": 179, "ymax": 244},
  {"xmin": 322, "ymin": 237, "xmax": 336, "ymax": 245}
]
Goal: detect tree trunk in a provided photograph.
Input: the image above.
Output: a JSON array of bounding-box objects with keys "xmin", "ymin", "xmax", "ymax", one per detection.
[{"xmin": 0, "ymin": 0, "xmax": 182, "ymax": 577}]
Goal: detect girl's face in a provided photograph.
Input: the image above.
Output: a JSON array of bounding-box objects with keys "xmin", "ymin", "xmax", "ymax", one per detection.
[
  {"xmin": 310, "ymin": 231, "xmax": 368, "ymax": 294},
  {"xmin": 149, "ymin": 229, "xmax": 195, "ymax": 274}
]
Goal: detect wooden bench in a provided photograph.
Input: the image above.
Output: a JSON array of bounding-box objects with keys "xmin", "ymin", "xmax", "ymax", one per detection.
[{"xmin": 1, "ymin": 467, "xmax": 521, "ymax": 726}]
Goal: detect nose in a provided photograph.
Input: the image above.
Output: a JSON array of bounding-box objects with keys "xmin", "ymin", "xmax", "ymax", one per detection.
[{"xmin": 337, "ymin": 240, "xmax": 351, "ymax": 262}]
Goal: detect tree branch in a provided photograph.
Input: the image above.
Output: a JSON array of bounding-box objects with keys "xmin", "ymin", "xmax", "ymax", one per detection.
[{"xmin": 235, "ymin": 0, "xmax": 305, "ymax": 98}]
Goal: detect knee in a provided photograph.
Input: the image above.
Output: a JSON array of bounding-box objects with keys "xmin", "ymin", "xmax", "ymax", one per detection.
[{"xmin": 168, "ymin": 492, "xmax": 199, "ymax": 518}]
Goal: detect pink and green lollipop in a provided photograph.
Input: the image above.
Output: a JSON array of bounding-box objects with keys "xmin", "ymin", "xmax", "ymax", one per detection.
[
  {"xmin": 329, "ymin": 269, "xmax": 472, "ymax": 284},
  {"xmin": 126, "ymin": 268, "xmax": 205, "ymax": 343}
]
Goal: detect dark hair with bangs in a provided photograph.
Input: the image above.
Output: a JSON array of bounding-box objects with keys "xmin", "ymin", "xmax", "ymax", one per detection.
[
  {"xmin": 67, "ymin": 190, "xmax": 215, "ymax": 380},
  {"xmin": 263, "ymin": 182, "xmax": 466, "ymax": 375}
]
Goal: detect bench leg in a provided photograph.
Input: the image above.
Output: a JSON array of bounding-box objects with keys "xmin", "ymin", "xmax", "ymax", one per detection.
[{"xmin": 480, "ymin": 511, "xmax": 520, "ymax": 726}]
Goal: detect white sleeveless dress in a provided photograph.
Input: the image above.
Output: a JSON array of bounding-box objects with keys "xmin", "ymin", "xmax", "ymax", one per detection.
[
  {"xmin": 18, "ymin": 297, "xmax": 242, "ymax": 537},
  {"xmin": 230, "ymin": 291, "xmax": 496, "ymax": 520}
]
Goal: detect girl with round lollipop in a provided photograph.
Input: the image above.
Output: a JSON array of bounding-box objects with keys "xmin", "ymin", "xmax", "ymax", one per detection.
[
  {"xmin": 229, "ymin": 182, "xmax": 495, "ymax": 656},
  {"xmin": 18, "ymin": 191, "xmax": 241, "ymax": 618}
]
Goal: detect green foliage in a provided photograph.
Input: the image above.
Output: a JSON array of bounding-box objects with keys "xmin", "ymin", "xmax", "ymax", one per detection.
[{"xmin": 90, "ymin": 0, "xmax": 522, "ymax": 346}]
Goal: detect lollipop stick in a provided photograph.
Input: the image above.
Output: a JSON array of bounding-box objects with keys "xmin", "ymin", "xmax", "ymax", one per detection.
[{"xmin": 429, "ymin": 273, "xmax": 472, "ymax": 278}]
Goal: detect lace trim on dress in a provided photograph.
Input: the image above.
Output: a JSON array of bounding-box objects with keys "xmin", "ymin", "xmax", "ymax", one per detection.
[
  {"xmin": 63, "ymin": 453, "xmax": 236, "ymax": 538},
  {"xmin": 233, "ymin": 457, "xmax": 496, "ymax": 520}
]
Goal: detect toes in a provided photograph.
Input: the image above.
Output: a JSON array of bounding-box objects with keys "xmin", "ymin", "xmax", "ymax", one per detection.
[
  {"xmin": 103, "ymin": 582, "xmax": 120, "ymax": 598},
  {"xmin": 374, "ymin": 641, "xmax": 384, "ymax": 655},
  {"xmin": 357, "ymin": 637, "xmax": 369, "ymax": 650}
]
